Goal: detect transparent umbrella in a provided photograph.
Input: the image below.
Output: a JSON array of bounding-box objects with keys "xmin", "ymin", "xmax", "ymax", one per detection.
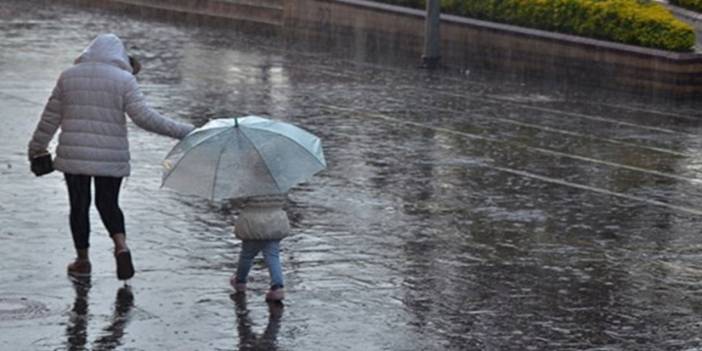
[{"xmin": 162, "ymin": 116, "xmax": 326, "ymax": 200}]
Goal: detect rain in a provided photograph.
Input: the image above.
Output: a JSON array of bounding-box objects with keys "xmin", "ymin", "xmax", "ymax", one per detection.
[{"xmin": 2, "ymin": 0, "xmax": 702, "ymax": 350}]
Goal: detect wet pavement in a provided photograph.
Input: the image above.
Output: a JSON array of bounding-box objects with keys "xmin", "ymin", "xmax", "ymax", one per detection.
[{"xmin": 2, "ymin": 1, "xmax": 702, "ymax": 350}]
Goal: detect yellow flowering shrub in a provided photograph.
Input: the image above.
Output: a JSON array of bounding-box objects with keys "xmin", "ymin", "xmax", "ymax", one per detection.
[{"xmin": 379, "ymin": 0, "xmax": 695, "ymax": 51}]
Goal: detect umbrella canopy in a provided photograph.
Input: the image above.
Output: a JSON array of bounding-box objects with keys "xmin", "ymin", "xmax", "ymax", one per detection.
[{"xmin": 162, "ymin": 116, "xmax": 326, "ymax": 200}]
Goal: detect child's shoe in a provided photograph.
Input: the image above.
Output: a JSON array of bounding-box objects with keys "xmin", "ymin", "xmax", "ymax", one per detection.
[
  {"xmin": 265, "ymin": 287, "xmax": 284, "ymax": 302},
  {"xmin": 230, "ymin": 275, "xmax": 247, "ymax": 292}
]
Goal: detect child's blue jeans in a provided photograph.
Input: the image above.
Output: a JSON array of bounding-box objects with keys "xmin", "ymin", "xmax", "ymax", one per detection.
[{"xmin": 235, "ymin": 240, "xmax": 284, "ymax": 289}]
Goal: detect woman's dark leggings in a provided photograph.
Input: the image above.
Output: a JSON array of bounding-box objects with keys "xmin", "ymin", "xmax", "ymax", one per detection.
[{"xmin": 64, "ymin": 173, "xmax": 125, "ymax": 250}]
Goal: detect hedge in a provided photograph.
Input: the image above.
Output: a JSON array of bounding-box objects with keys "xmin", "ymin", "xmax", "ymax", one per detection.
[
  {"xmin": 377, "ymin": 0, "xmax": 695, "ymax": 52},
  {"xmin": 670, "ymin": 0, "xmax": 702, "ymax": 13}
]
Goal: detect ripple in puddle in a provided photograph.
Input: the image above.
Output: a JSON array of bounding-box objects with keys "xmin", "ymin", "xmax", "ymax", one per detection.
[{"xmin": 0, "ymin": 296, "xmax": 52, "ymax": 321}]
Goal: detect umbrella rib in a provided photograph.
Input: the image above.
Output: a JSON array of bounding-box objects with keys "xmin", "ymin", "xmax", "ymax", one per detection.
[
  {"xmin": 210, "ymin": 129, "xmax": 233, "ymax": 200},
  {"xmin": 245, "ymin": 127, "xmax": 326, "ymax": 169},
  {"xmin": 162, "ymin": 128, "xmax": 232, "ymax": 186},
  {"xmin": 164, "ymin": 127, "xmax": 229, "ymax": 160},
  {"xmin": 240, "ymin": 128, "xmax": 283, "ymax": 193}
]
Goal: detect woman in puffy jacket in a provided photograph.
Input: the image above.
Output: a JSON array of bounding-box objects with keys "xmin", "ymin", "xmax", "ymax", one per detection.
[{"xmin": 28, "ymin": 33, "xmax": 194, "ymax": 280}]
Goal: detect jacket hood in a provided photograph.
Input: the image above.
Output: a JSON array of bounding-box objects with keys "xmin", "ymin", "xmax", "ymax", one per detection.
[{"xmin": 74, "ymin": 34, "xmax": 133, "ymax": 73}]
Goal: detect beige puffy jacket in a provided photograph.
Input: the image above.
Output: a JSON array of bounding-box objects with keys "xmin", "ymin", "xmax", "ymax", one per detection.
[
  {"xmin": 28, "ymin": 33, "xmax": 194, "ymax": 177},
  {"xmin": 234, "ymin": 195, "xmax": 290, "ymax": 240}
]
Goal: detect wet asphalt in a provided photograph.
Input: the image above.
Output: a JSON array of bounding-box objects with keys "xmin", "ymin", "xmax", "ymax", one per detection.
[{"xmin": 2, "ymin": 1, "xmax": 702, "ymax": 350}]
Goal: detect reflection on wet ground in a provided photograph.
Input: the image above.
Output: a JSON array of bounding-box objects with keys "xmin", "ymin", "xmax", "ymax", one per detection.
[
  {"xmin": 232, "ymin": 293, "xmax": 283, "ymax": 351},
  {"xmin": 64, "ymin": 277, "xmax": 134, "ymax": 351},
  {"xmin": 2, "ymin": 0, "xmax": 702, "ymax": 350}
]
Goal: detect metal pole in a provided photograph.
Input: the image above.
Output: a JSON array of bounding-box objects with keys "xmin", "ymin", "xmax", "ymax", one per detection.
[{"xmin": 421, "ymin": 0, "xmax": 441, "ymax": 69}]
